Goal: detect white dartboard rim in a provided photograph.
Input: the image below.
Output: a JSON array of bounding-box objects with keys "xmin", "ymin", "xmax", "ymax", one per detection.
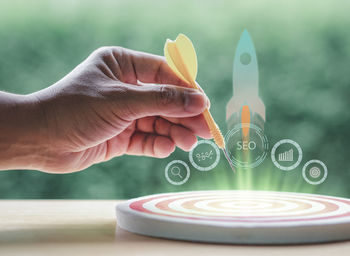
[{"xmin": 116, "ymin": 190, "xmax": 350, "ymax": 244}]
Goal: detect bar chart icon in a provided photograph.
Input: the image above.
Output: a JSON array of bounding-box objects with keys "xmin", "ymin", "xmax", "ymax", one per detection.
[{"xmin": 278, "ymin": 149, "xmax": 293, "ymax": 162}]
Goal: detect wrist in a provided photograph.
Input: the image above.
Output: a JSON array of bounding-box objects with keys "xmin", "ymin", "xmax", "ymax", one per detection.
[{"xmin": 0, "ymin": 92, "xmax": 48, "ymax": 170}]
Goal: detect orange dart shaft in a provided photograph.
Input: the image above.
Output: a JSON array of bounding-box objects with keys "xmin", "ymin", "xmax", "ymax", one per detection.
[
  {"xmin": 188, "ymin": 80, "xmax": 234, "ymax": 172},
  {"xmin": 188, "ymin": 81, "xmax": 225, "ymax": 149},
  {"xmin": 202, "ymin": 109, "xmax": 225, "ymax": 149}
]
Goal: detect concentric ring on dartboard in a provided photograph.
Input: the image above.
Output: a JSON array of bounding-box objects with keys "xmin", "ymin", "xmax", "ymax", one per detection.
[
  {"xmin": 139, "ymin": 193, "xmax": 346, "ymax": 221},
  {"xmin": 116, "ymin": 190, "xmax": 350, "ymax": 244}
]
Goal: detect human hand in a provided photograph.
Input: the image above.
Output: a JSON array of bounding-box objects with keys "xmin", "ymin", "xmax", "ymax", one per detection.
[{"xmin": 28, "ymin": 47, "xmax": 211, "ymax": 173}]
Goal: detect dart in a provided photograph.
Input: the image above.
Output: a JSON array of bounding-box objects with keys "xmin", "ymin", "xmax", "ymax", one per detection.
[{"xmin": 164, "ymin": 34, "xmax": 235, "ymax": 173}]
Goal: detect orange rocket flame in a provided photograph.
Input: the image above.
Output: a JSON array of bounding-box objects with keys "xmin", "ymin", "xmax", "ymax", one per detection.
[{"xmin": 241, "ymin": 105, "xmax": 251, "ymax": 138}]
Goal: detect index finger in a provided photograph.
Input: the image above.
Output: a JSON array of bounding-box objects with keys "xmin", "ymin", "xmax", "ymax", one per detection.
[{"xmin": 111, "ymin": 47, "xmax": 190, "ymax": 87}]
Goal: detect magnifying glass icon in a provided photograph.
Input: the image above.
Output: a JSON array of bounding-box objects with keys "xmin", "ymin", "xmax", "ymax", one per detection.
[
  {"xmin": 170, "ymin": 166, "xmax": 183, "ymax": 179},
  {"xmin": 165, "ymin": 160, "xmax": 190, "ymax": 185}
]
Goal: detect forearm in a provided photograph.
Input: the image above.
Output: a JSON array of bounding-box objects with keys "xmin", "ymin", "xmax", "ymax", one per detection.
[{"xmin": 0, "ymin": 92, "xmax": 46, "ymax": 170}]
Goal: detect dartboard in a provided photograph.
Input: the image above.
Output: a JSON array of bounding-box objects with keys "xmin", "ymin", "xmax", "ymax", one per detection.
[{"xmin": 116, "ymin": 190, "xmax": 350, "ymax": 244}]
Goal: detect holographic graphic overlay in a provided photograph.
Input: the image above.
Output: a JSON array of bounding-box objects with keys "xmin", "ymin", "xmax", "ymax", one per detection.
[
  {"xmin": 302, "ymin": 160, "xmax": 328, "ymax": 185},
  {"xmin": 225, "ymin": 124, "xmax": 268, "ymax": 169},
  {"xmin": 165, "ymin": 160, "xmax": 190, "ymax": 185},
  {"xmin": 226, "ymin": 30, "xmax": 265, "ymax": 131},
  {"xmin": 189, "ymin": 140, "xmax": 220, "ymax": 171},
  {"xmin": 271, "ymin": 139, "xmax": 302, "ymax": 171}
]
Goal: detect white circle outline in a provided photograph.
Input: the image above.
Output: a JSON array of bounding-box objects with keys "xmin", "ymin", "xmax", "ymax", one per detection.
[
  {"xmin": 165, "ymin": 160, "xmax": 190, "ymax": 185},
  {"xmin": 224, "ymin": 123, "xmax": 269, "ymax": 169},
  {"xmin": 189, "ymin": 140, "xmax": 220, "ymax": 171},
  {"xmin": 271, "ymin": 139, "xmax": 302, "ymax": 171},
  {"xmin": 302, "ymin": 159, "xmax": 328, "ymax": 185}
]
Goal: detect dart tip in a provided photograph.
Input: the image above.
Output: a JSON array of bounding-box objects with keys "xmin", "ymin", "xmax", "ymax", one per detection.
[{"xmin": 223, "ymin": 148, "xmax": 236, "ymax": 173}]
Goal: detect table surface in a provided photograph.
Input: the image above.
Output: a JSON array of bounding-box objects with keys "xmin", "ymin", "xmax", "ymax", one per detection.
[{"xmin": 0, "ymin": 200, "xmax": 349, "ymax": 256}]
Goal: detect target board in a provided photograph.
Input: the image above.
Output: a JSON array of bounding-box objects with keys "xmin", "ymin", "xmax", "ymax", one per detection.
[{"xmin": 116, "ymin": 190, "xmax": 350, "ymax": 244}]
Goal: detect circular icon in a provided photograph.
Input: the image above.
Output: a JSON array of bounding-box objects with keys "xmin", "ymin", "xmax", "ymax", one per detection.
[
  {"xmin": 302, "ymin": 160, "xmax": 328, "ymax": 185},
  {"xmin": 271, "ymin": 139, "xmax": 302, "ymax": 171},
  {"xmin": 189, "ymin": 140, "xmax": 220, "ymax": 171},
  {"xmin": 165, "ymin": 160, "xmax": 190, "ymax": 185},
  {"xmin": 225, "ymin": 124, "xmax": 268, "ymax": 169},
  {"xmin": 309, "ymin": 167, "xmax": 321, "ymax": 178}
]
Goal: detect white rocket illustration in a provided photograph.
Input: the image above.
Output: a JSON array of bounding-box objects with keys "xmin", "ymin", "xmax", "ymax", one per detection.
[{"xmin": 226, "ymin": 30, "xmax": 266, "ymax": 134}]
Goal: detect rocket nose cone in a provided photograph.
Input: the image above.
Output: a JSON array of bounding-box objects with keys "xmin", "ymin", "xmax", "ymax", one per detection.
[
  {"xmin": 237, "ymin": 30, "xmax": 255, "ymax": 56},
  {"xmin": 242, "ymin": 29, "xmax": 250, "ymax": 39},
  {"xmin": 233, "ymin": 29, "xmax": 259, "ymax": 96}
]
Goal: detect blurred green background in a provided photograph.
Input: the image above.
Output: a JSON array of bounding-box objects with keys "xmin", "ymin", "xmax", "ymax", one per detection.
[{"xmin": 0, "ymin": 0, "xmax": 349, "ymax": 199}]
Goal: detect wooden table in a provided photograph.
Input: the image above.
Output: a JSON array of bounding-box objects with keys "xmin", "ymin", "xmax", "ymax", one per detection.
[{"xmin": 0, "ymin": 200, "xmax": 349, "ymax": 255}]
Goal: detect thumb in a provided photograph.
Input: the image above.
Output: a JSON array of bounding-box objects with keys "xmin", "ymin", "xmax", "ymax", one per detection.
[{"xmin": 119, "ymin": 83, "xmax": 210, "ymax": 119}]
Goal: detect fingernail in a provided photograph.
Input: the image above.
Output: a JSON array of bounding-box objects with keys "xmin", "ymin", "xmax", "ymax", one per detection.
[
  {"xmin": 206, "ymin": 96, "xmax": 211, "ymax": 109},
  {"xmin": 184, "ymin": 91, "xmax": 207, "ymax": 113}
]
